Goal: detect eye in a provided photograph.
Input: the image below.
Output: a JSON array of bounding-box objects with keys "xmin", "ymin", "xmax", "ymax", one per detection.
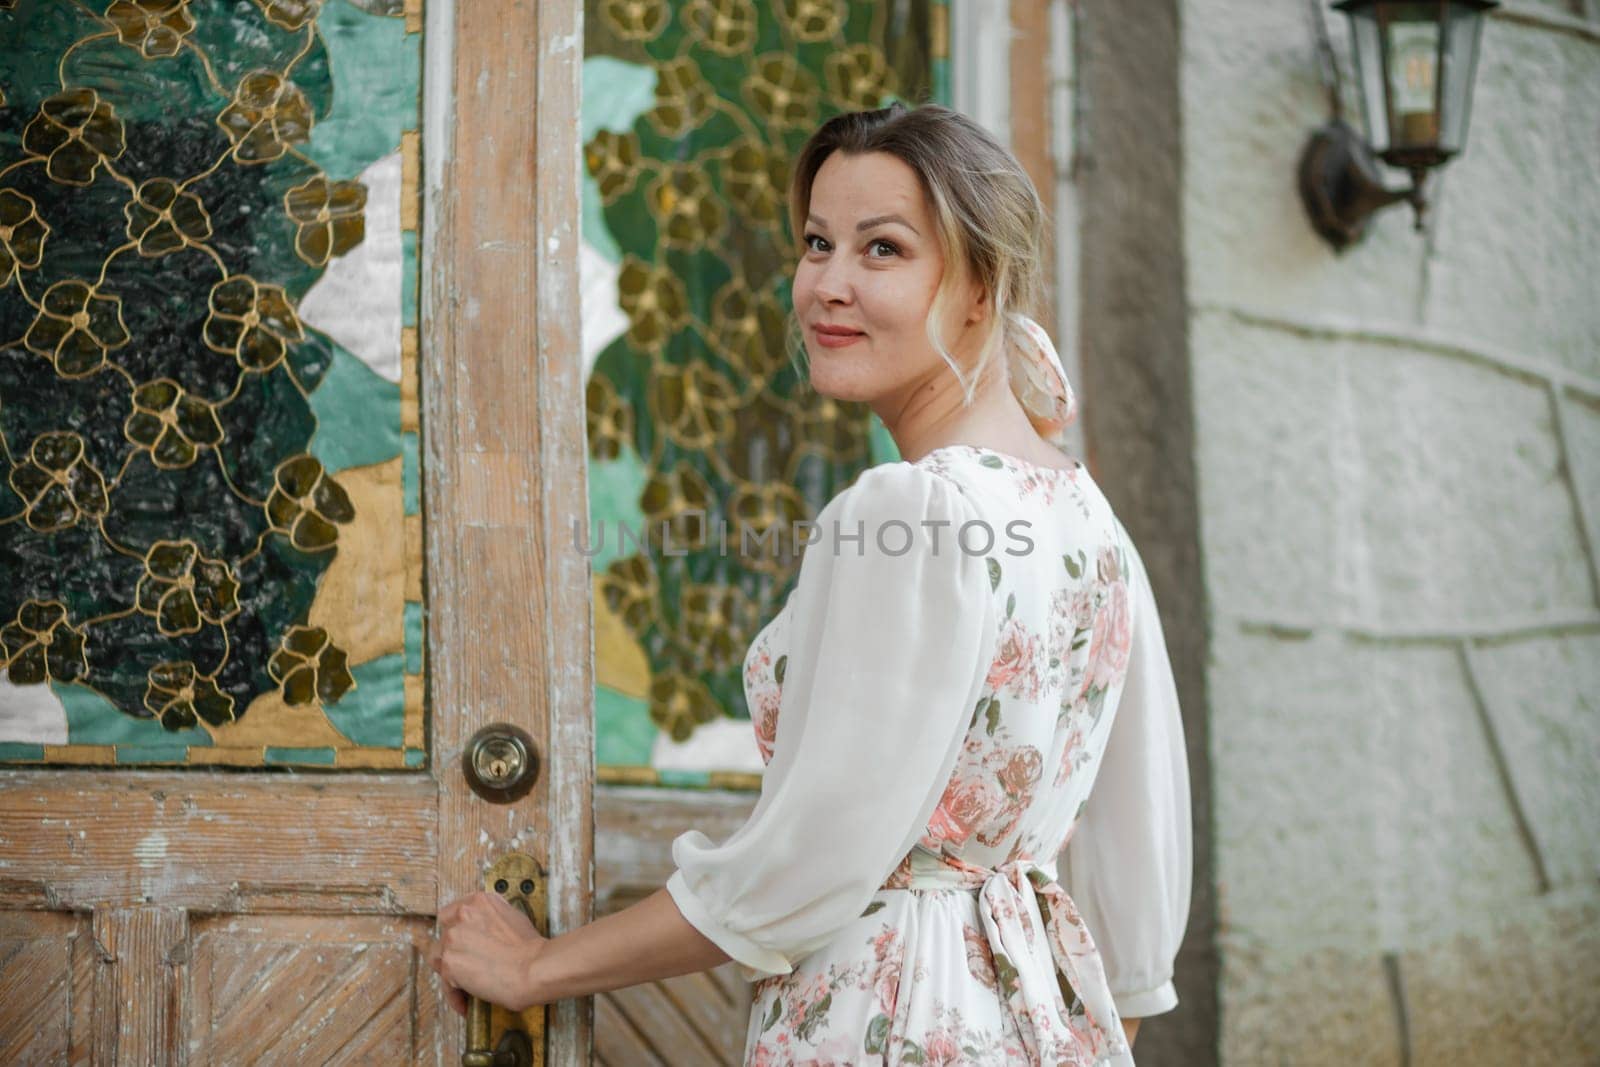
[
  {"xmin": 866, "ymin": 238, "xmax": 900, "ymax": 258},
  {"xmin": 803, "ymin": 233, "xmax": 830, "ymax": 254}
]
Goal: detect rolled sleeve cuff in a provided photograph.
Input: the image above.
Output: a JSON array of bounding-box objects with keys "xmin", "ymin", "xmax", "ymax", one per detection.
[
  {"xmin": 1113, "ymin": 978, "xmax": 1178, "ymax": 1018},
  {"xmin": 666, "ymin": 870, "xmax": 794, "ymax": 982}
]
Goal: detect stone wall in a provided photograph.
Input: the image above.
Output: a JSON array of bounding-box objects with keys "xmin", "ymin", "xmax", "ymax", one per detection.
[{"xmin": 1181, "ymin": 2, "xmax": 1600, "ymax": 1062}]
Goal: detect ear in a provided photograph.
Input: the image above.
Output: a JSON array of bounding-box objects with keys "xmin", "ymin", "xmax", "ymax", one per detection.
[{"xmin": 964, "ymin": 278, "xmax": 990, "ymax": 326}]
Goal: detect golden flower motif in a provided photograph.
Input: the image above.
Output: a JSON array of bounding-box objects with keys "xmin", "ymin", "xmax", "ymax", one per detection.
[
  {"xmin": 825, "ymin": 44, "xmax": 897, "ymax": 111},
  {"xmin": 600, "ymin": 0, "xmax": 668, "ymax": 41},
  {"xmin": 217, "ymin": 71, "xmax": 313, "ymax": 164},
  {"xmin": 780, "ymin": 0, "xmax": 844, "ymax": 41},
  {"xmin": 202, "ymin": 275, "xmax": 304, "ymax": 370},
  {"xmin": 1, "ymin": 600, "xmax": 88, "ymax": 686},
  {"xmin": 639, "ymin": 461, "xmax": 715, "ymax": 550},
  {"xmin": 647, "ymin": 164, "xmax": 725, "ymax": 250},
  {"xmin": 135, "ymin": 540, "xmax": 240, "ymax": 637},
  {"xmin": 284, "ymin": 175, "xmax": 365, "ymax": 267},
  {"xmin": 649, "ymin": 669, "xmax": 722, "ymax": 743},
  {"xmin": 252, "ymin": 0, "xmax": 321, "ymax": 30},
  {"xmin": 585, "ymin": 375, "xmax": 634, "ymax": 462},
  {"xmin": 723, "ymin": 139, "xmax": 787, "ymax": 225},
  {"xmin": 710, "ymin": 281, "xmax": 787, "ymax": 379},
  {"xmin": 124, "ymin": 178, "xmax": 212, "ymax": 256},
  {"xmin": 268, "ymin": 625, "xmax": 354, "ymax": 707},
  {"xmin": 683, "ymin": 0, "xmax": 756, "ymax": 55},
  {"xmin": 7, "ymin": 433, "xmax": 109, "ymax": 533},
  {"xmin": 584, "ymin": 129, "xmax": 641, "ymax": 204},
  {"xmin": 600, "ymin": 554, "xmax": 659, "ymax": 634},
  {"xmin": 107, "ymin": 0, "xmax": 196, "ymax": 59},
  {"xmin": 0, "ymin": 189, "xmax": 50, "ymax": 288},
  {"xmin": 727, "ymin": 481, "xmax": 810, "ymax": 573},
  {"xmin": 21, "ymin": 89, "xmax": 126, "ymax": 186},
  {"xmin": 800, "ymin": 393, "xmax": 868, "ymax": 460},
  {"xmin": 616, "ymin": 255, "xmax": 689, "ymax": 353},
  {"xmin": 743, "ymin": 54, "xmax": 818, "ymax": 131},
  {"xmin": 124, "ymin": 378, "xmax": 225, "ymax": 468},
  {"xmin": 24, "ymin": 280, "xmax": 129, "ymax": 377},
  {"xmin": 264, "ymin": 454, "xmax": 355, "ymax": 552},
  {"xmin": 677, "ymin": 584, "xmax": 759, "ymax": 673},
  {"xmin": 144, "ymin": 661, "xmax": 236, "ymax": 731},
  {"xmin": 650, "ymin": 360, "xmax": 740, "ymax": 450},
  {"xmin": 648, "ymin": 58, "xmax": 714, "ymax": 139}
]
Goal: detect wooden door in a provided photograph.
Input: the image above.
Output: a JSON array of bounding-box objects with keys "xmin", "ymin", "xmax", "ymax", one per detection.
[{"xmin": 0, "ymin": 1, "xmax": 592, "ymax": 1064}]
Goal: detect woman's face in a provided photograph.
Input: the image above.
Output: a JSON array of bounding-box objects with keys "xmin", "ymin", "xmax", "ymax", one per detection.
[{"xmin": 792, "ymin": 150, "xmax": 981, "ymax": 406}]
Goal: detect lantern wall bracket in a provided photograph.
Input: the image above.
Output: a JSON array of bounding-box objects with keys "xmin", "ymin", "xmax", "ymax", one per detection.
[{"xmin": 1298, "ymin": 117, "xmax": 1429, "ymax": 252}]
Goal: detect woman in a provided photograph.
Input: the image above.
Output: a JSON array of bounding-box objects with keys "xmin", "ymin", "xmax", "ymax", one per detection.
[{"xmin": 431, "ymin": 102, "xmax": 1192, "ymax": 1066}]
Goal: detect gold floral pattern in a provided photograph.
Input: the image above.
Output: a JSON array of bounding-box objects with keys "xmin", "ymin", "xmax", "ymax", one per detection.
[
  {"xmin": 649, "ymin": 668, "xmax": 722, "ymax": 742},
  {"xmin": 23, "ymin": 279, "xmax": 129, "ymax": 376},
  {"xmin": 825, "ymin": 44, "xmax": 897, "ymax": 110},
  {"xmin": 252, "ymin": 0, "xmax": 322, "ymax": 30},
  {"xmin": 639, "ymin": 461, "xmax": 715, "ymax": 550},
  {"xmin": 710, "ymin": 281, "xmax": 787, "ymax": 379},
  {"xmin": 649, "ymin": 359, "xmax": 740, "ymax": 450},
  {"xmin": 678, "ymin": 583, "xmax": 759, "ymax": 673},
  {"xmin": 617, "ymin": 255, "xmax": 689, "ymax": 353},
  {"xmin": 601, "ymin": 554, "xmax": 660, "ymax": 634},
  {"xmin": 22, "ymin": 89, "xmax": 126, "ymax": 186},
  {"xmin": 648, "ymin": 57, "xmax": 714, "ymax": 139},
  {"xmin": 217, "ymin": 71, "xmax": 314, "ymax": 164},
  {"xmin": 780, "ymin": 0, "xmax": 844, "ymax": 41},
  {"xmin": 600, "ymin": 0, "xmax": 669, "ymax": 41},
  {"xmin": 727, "ymin": 481, "xmax": 809, "ymax": 573},
  {"xmin": 284, "ymin": 175, "xmax": 366, "ymax": 266},
  {"xmin": 647, "ymin": 164, "xmax": 726, "ymax": 249},
  {"xmin": 723, "ymin": 138, "xmax": 788, "ymax": 225},
  {"xmin": 202, "ymin": 274, "xmax": 305, "ymax": 370},
  {"xmin": 585, "ymin": 374, "xmax": 634, "ymax": 462},
  {"xmin": 743, "ymin": 54, "xmax": 819, "ymax": 131},
  {"xmin": 264, "ymin": 453, "xmax": 355, "ymax": 551},
  {"xmin": 124, "ymin": 379, "xmax": 225, "ymax": 468},
  {"xmin": 8, "ymin": 432, "xmax": 108, "ymax": 532},
  {"xmin": 0, "ymin": 189, "xmax": 50, "ymax": 288},
  {"xmin": 584, "ymin": 129, "xmax": 642, "ymax": 204},
  {"xmin": 124, "ymin": 178, "xmax": 213, "ymax": 256},
  {"xmin": 267, "ymin": 625, "xmax": 355, "ymax": 706},
  {"xmin": 0, "ymin": 600, "xmax": 88, "ymax": 686},
  {"xmin": 683, "ymin": 0, "xmax": 757, "ymax": 55},
  {"xmin": 144, "ymin": 661, "xmax": 237, "ymax": 730},
  {"xmin": 134, "ymin": 539, "xmax": 241, "ymax": 636},
  {"xmin": 107, "ymin": 0, "xmax": 197, "ymax": 59}
]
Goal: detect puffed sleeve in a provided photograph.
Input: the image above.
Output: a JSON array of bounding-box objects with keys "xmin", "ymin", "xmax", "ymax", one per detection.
[
  {"xmin": 666, "ymin": 463, "xmax": 1000, "ymax": 982},
  {"xmin": 1059, "ymin": 529, "xmax": 1192, "ymax": 1017}
]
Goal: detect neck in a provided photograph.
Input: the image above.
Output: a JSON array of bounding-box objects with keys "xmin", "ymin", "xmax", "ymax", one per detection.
[{"xmin": 874, "ymin": 347, "xmax": 1043, "ymax": 465}]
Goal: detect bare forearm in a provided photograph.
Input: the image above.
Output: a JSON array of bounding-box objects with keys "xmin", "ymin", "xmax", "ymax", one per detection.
[
  {"xmin": 1122, "ymin": 1017, "xmax": 1141, "ymax": 1047},
  {"xmin": 524, "ymin": 887, "xmax": 733, "ymax": 1004}
]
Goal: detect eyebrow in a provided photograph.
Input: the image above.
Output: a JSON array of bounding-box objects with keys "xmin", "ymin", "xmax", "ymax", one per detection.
[{"xmin": 807, "ymin": 213, "xmax": 921, "ymax": 237}]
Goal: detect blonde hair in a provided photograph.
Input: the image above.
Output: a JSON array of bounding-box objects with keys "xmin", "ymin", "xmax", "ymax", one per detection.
[{"xmin": 785, "ymin": 102, "xmax": 1048, "ymax": 406}]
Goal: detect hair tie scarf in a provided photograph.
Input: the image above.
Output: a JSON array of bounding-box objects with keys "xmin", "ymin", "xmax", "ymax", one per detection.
[{"xmin": 1007, "ymin": 314, "xmax": 1077, "ymax": 445}]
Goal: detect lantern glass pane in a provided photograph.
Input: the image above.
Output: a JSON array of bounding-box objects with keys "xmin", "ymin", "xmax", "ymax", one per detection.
[
  {"xmin": 1438, "ymin": 2, "xmax": 1487, "ymax": 153},
  {"xmin": 1383, "ymin": 3, "xmax": 1443, "ymax": 151},
  {"xmin": 1346, "ymin": 10, "xmax": 1391, "ymax": 151}
]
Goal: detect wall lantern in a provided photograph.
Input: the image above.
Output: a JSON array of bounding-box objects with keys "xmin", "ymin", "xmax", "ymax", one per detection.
[{"xmin": 1299, "ymin": 0, "xmax": 1498, "ymax": 250}]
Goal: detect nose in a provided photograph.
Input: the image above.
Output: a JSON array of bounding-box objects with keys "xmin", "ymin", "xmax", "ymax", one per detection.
[{"xmin": 811, "ymin": 256, "xmax": 853, "ymax": 305}]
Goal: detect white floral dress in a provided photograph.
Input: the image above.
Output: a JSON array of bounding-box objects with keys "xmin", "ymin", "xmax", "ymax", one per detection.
[{"xmin": 666, "ymin": 444, "xmax": 1192, "ymax": 1066}]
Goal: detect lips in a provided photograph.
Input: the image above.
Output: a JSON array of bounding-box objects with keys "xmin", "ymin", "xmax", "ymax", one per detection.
[
  {"xmin": 812, "ymin": 324, "xmax": 865, "ymax": 349},
  {"xmin": 813, "ymin": 324, "xmax": 864, "ymax": 337}
]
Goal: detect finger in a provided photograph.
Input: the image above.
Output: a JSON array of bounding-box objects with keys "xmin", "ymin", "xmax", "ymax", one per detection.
[{"xmin": 448, "ymin": 988, "xmax": 468, "ymax": 1017}]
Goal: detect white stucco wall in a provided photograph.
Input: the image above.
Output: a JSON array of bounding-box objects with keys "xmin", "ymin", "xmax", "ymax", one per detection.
[{"xmin": 1179, "ymin": 3, "xmax": 1600, "ymax": 1061}]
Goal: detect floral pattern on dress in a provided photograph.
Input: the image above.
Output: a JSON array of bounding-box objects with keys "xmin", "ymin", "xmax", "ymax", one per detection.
[{"xmin": 734, "ymin": 445, "xmax": 1144, "ymax": 1066}]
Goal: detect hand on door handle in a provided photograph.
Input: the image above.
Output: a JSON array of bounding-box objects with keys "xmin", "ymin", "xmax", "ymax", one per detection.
[{"xmin": 452, "ymin": 853, "xmax": 546, "ymax": 1067}]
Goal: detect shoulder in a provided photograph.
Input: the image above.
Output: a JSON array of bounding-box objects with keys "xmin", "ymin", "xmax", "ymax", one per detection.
[{"xmin": 821, "ymin": 459, "xmax": 977, "ymax": 527}]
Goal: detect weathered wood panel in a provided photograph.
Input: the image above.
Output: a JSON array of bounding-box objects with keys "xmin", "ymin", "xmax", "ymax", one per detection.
[
  {"xmin": 186, "ymin": 914, "xmax": 437, "ymax": 1065},
  {"xmin": 421, "ymin": 0, "xmax": 592, "ymax": 1060},
  {"xmin": 91, "ymin": 907, "xmax": 187, "ymax": 1066},
  {"xmin": 0, "ymin": 911, "xmax": 92, "ymax": 1065},
  {"xmin": 0, "ymin": 773, "xmax": 437, "ymax": 914}
]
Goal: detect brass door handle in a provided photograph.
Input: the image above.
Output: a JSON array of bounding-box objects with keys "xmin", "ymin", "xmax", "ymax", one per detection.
[{"xmin": 461, "ymin": 853, "xmax": 545, "ymax": 1067}]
